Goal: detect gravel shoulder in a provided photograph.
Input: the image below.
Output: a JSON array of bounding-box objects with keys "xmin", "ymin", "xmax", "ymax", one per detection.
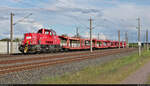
[
  {"xmin": 121, "ymin": 58, "xmax": 150, "ymax": 84},
  {"xmin": 0, "ymin": 49, "xmax": 137, "ymax": 84}
]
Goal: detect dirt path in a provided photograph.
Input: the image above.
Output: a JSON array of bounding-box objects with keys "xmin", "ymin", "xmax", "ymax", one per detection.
[{"xmin": 121, "ymin": 60, "xmax": 150, "ymax": 84}]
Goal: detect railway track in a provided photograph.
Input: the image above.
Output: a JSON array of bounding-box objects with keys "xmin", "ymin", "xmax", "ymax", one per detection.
[
  {"xmin": 0, "ymin": 48, "xmax": 123, "ymax": 61},
  {"xmin": 0, "ymin": 48, "xmax": 136, "ymax": 75},
  {"xmin": 0, "ymin": 48, "xmax": 114, "ymax": 59}
]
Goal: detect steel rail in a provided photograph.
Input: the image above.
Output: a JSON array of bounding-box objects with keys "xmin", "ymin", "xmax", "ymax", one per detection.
[{"xmin": 0, "ymin": 48, "xmax": 135, "ymax": 75}]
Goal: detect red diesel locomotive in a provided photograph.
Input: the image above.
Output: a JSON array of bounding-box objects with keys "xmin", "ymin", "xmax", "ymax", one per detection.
[
  {"xmin": 19, "ymin": 28, "xmax": 126, "ymax": 53},
  {"xmin": 19, "ymin": 29, "xmax": 61, "ymax": 53}
]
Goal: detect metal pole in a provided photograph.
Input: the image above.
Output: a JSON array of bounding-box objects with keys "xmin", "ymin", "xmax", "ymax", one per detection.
[
  {"xmin": 146, "ymin": 29, "xmax": 149, "ymax": 51},
  {"xmin": 132, "ymin": 34, "xmax": 133, "ymax": 48},
  {"xmin": 98, "ymin": 33, "xmax": 99, "ymax": 40},
  {"xmin": 89, "ymin": 17, "xmax": 93, "ymax": 52},
  {"xmin": 125, "ymin": 32, "xmax": 128, "ymax": 48},
  {"xmin": 76, "ymin": 27, "xmax": 79, "ymax": 38},
  {"xmin": 10, "ymin": 12, "xmax": 14, "ymax": 54},
  {"xmin": 9, "ymin": 13, "xmax": 32, "ymax": 54},
  {"xmin": 137, "ymin": 17, "xmax": 141, "ymax": 56},
  {"xmin": 118, "ymin": 30, "xmax": 120, "ymax": 49}
]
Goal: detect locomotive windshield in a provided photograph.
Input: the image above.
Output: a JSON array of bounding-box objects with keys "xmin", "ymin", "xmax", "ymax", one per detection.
[
  {"xmin": 45, "ymin": 31, "xmax": 49, "ymax": 35},
  {"xmin": 53, "ymin": 31, "xmax": 56, "ymax": 36},
  {"xmin": 49, "ymin": 29, "xmax": 56, "ymax": 36},
  {"xmin": 37, "ymin": 29, "xmax": 56, "ymax": 36},
  {"xmin": 37, "ymin": 29, "xmax": 42, "ymax": 34}
]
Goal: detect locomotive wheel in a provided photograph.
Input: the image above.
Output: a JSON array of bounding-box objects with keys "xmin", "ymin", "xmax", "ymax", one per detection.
[{"xmin": 64, "ymin": 49, "xmax": 68, "ymax": 52}]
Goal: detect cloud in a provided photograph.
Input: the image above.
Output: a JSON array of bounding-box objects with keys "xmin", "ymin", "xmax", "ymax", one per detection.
[
  {"xmin": 15, "ymin": 18, "xmax": 44, "ymax": 33},
  {"xmin": 0, "ymin": 0, "xmax": 150, "ymax": 42},
  {"xmin": 56, "ymin": 7, "xmax": 101, "ymax": 14},
  {"xmin": 0, "ymin": 15, "xmax": 44, "ymax": 39},
  {"xmin": 98, "ymin": 33, "xmax": 108, "ymax": 40},
  {"xmin": 0, "ymin": 16, "xmax": 9, "ymax": 20},
  {"xmin": 82, "ymin": 32, "xmax": 108, "ymax": 40},
  {"xmin": 12, "ymin": 0, "xmax": 22, "ymax": 2},
  {"xmin": 44, "ymin": 0, "xmax": 102, "ymax": 15}
]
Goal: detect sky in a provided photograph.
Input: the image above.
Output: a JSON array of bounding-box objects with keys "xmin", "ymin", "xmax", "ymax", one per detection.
[{"xmin": 0, "ymin": 0, "xmax": 150, "ymax": 42}]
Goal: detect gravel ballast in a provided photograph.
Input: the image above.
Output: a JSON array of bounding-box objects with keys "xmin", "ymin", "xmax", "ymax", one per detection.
[{"xmin": 0, "ymin": 49, "xmax": 137, "ymax": 84}]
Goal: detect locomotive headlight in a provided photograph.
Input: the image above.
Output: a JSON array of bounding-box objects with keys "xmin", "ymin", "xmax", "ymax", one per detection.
[{"xmin": 26, "ymin": 36, "xmax": 31, "ymax": 39}]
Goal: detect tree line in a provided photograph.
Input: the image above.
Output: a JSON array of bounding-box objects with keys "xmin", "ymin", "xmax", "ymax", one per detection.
[{"xmin": 0, "ymin": 38, "xmax": 21, "ymax": 42}]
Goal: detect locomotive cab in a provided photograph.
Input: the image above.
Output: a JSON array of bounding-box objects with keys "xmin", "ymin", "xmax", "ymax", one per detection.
[{"xmin": 37, "ymin": 29, "xmax": 60, "ymax": 45}]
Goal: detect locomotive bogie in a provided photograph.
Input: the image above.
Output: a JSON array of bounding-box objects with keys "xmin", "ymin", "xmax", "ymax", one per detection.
[{"xmin": 19, "ymin": 45, "xmax": 41, "ymax": 54}]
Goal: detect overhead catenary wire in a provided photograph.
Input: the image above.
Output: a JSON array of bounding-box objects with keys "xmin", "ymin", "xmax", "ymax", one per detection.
[
  {"xmin": 13, "ymin": 13, "xmax": 32, "ymax": 25},
  {"xmin": 71, "ymin": 16, "xmax": 117, "ymax": 39},
  {"xmin": 72, "ymin": 15, "xmax": 89, "ymax": 28}
]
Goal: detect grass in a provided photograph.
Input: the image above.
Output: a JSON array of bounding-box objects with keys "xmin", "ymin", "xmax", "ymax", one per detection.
[
  {"xmin": 39, "ymin": 50, "xmax": 150, "ymax": 84},
  {"xmin": 129, "ymin": 43, "xmax": 138, "ymax": 48},
  {"xmin": 146, "ymin": 74, "xmax": 150, "ymax": 84}
]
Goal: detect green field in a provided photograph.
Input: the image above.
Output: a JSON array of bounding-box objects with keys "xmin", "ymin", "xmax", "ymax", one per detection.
[
  {"xmin": 39, "ymin": 50, "xmax": 150, "ymax": 84},
  {"xmin": 128, "ymin": 43, "xmax": 138, "ymax": 48},
  {"xmin": 146, "ymin": 75, "xmax": 150, "ymax": 84}
]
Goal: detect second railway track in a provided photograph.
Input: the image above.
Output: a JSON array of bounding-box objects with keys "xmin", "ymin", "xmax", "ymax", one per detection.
[{"xmin": 0, "ymin": 48, "xmax": 136, "ymax": 75}]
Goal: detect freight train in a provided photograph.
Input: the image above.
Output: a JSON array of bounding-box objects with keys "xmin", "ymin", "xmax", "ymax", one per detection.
[{"xmin": 19, "ymin": 28, "xmax": 126, "ymax": 54}]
